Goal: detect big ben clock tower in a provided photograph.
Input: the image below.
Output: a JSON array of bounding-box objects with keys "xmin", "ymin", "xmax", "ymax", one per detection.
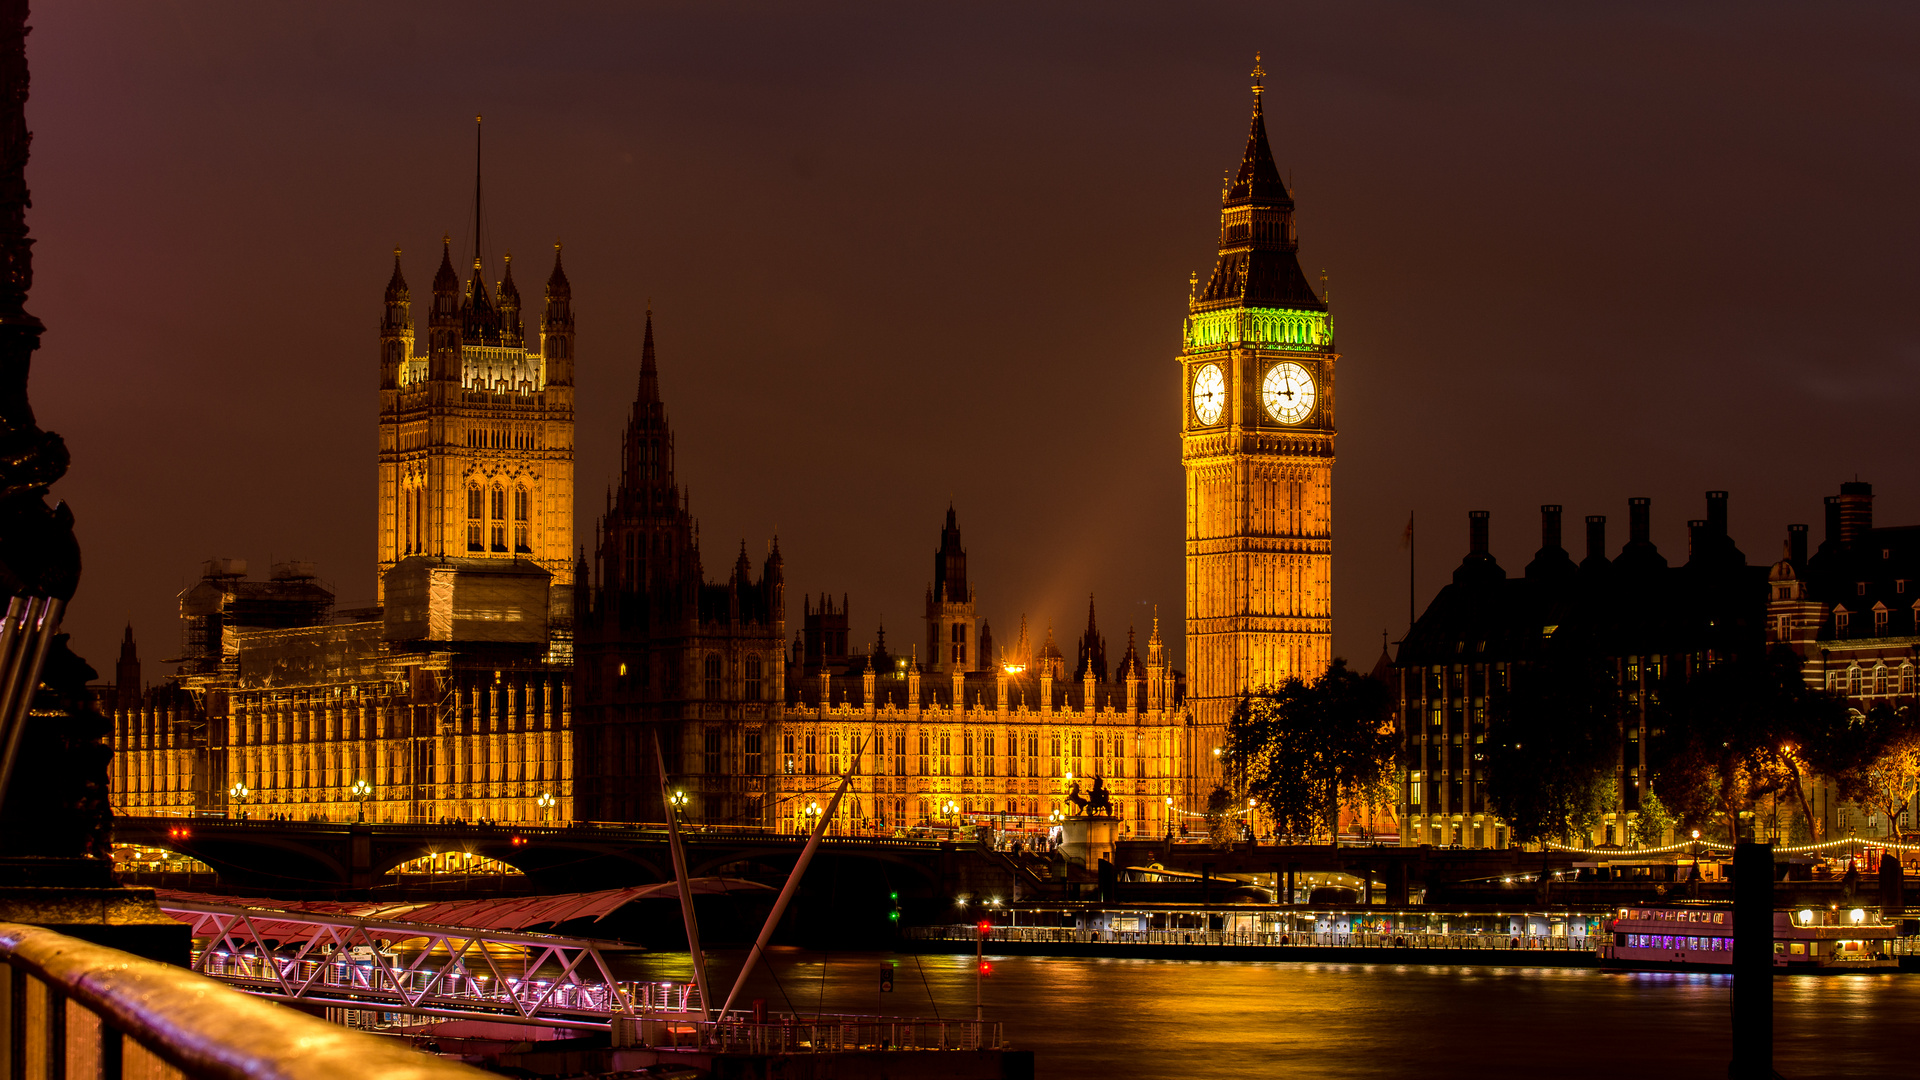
[{"xmin": 1182, "ymin": 56, "xmax": 1337, "ymax": 789}]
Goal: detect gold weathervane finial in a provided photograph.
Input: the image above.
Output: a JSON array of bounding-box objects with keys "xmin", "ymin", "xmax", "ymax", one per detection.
[{"xmin": 1251, "ymin": 52, "xmax": 1265, "ymax": 97}]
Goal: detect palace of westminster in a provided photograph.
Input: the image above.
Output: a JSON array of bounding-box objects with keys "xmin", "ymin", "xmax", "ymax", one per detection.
[{"xmin": 104, "ymin": 66, "xmax": 1910, "ymax": 850}]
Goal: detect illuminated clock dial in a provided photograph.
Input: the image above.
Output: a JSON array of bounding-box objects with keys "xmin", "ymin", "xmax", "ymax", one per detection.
[
  {"xmin": 1192, "ymin": 363, "xmax": 1225, "ymax": 425},
  {"xmin": 1262, "ymin": 361, "xmax": 1316, "ymax": 425}
]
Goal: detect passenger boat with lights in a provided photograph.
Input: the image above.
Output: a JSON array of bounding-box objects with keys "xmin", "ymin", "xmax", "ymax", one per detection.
[{"xmin": 1598, "ymin": 902, "xmax": 1897, "ymax": 972}]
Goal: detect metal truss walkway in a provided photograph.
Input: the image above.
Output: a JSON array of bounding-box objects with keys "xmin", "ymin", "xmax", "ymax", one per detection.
[{"xmin": 162, "ymin": 896, "xmax": 673, "ymax": 1031}]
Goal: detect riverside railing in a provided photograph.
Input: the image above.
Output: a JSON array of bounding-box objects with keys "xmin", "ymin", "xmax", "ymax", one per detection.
[
  {"xmin": 910, "ymin": 925, "xmax": 1596, "ymax": 952},
  {"xmin": 0, "ymin": 922, "xmax": 491, "ymax": 1080}
]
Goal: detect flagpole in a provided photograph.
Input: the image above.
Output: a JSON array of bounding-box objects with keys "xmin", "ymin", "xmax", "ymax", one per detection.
[{"xmin": 1407, "ymin": 512, "xmax": 1415, "ymax": 639}]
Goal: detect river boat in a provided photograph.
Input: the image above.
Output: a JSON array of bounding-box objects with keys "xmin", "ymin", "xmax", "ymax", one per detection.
[{"xmin": 1599, "ymin": 902, "xmax": 1896, "ymax": 972}]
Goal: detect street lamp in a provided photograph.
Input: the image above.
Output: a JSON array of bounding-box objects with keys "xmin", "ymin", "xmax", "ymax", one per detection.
[
  {"xmin": 537, "ymin": 791, "xmax": 555, "ymax": 825},
  {"xmin": 228, "ymin": 781, "xmax": 250, "ymax": 820},
  {"xmin": 349, "ymin": 778, "xmax": 372, "ymax": 822},
  {"xmin": 668, "ymin": 789, "xmax": 690, "ymax": 826},
  {"xmin": 803, "ymin": 799, "xmax": 822, "ymax": 834},
  {"xmin": 943, "ymin": 799, "xmax": 961, "ymax": 831}
]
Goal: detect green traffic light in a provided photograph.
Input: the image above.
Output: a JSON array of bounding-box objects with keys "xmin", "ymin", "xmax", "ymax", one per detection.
[
  {"xmin": 888, "ymin": 910, "xmax": 900, "ymax": 922},
  {"xmin": 889, "ymin": 892, "xmax": 899, "ymax": 901}
]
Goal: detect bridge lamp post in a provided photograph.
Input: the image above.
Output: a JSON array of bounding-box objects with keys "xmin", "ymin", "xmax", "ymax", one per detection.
[
  {"xmin": 228, "ymin": 782, "xmax": 250, "ymax": 820},
  {"xmin": 350, "ymin": 778, "xmax": 373, "ymax": 823},
  {"xmin": 943, "ymin": 799, "xmax": 960, "ymax": 833},
  {"xmin": 537, "ymin": 791, "xmax": 555, "ymax": 826},
  {"xmin": 669, "ymin": 789, "xmax": 690, "ymax": 827}
]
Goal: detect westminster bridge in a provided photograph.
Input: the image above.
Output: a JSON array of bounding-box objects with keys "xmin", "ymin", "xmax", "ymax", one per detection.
[{"xmin": 111, "ymin": 816, "xmax": 1580, "ymax": 907}]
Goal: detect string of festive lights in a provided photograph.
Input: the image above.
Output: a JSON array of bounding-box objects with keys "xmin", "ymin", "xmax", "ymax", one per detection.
[
  {"xmin": 1543, "ymin": 839, "xmax": 1708, "ymax": 856},
  {"xmin": 1768, "ymin": 836, "xmax": 1920, "ymax": 855},
  {"xmin": 1544, "ymin": 836, "xmax": 1920, "ymax": 856}
]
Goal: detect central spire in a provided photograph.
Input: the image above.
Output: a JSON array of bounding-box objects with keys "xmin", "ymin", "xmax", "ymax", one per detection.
[
  {"xmin": 1194, "ymin": 54, "xmax": 1324, "ymax": 313},
  {"xmin": 473, "ymin": 114, "xmax": 484, "ymax": 269},
  {"xmin": 638, "ymin": 305, "xmax": 659, "ymax": 403}
]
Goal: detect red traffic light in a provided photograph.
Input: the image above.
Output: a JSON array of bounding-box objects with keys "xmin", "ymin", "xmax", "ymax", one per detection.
[
  {"xmin": 977, "ymin": 919, "xmax": 991, "ymax": 935},
  {"xmin": 978, "ymin": 960, "xmax": 993, "ymax": 976}
]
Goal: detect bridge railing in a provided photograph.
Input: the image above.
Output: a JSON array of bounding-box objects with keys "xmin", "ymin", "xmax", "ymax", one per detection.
[
  {"xmin": 0, "ymin": 922, "xmax": 490, "ymax": 1080},
  {"xmin": 910, "ymin": 925, "xmax": 1597, "ymax": 952}
]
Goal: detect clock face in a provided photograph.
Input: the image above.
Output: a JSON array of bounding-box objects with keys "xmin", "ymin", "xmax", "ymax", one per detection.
[
  {"xmin": 1262, "ymin": 361, "xmax": 1316, "ymax": 425},
  {"xmin": 1192, "ymin": 363, "xmax": 1225, "ymax": 425}
]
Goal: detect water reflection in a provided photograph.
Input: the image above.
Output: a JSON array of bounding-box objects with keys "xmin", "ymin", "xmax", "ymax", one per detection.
[{"xmin": 623, "ymin": 950, "xmax": 1915, "ymax": 1079}]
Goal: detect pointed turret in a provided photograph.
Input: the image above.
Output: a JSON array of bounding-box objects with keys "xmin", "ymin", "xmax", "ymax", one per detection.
[
  {"xmin": 428, "ymin": 236, "xmax": 462, "ymax": 381},
  {"xmin": 1193, "ymin": 53, "xmax": 1325, "ymax": 313},
  {"xmin": 541, "ymin": 243, "xmax": 574, "ymax": 386},
  {"xmin": 463, "ymin": 256, "xmax": 502, "ymax": 345},
  {"xmin": 384, "ymin": 248, "xmax": 409, "ymax": 305},
  {"xmin": 381, "ymin": 247, "xmax": 413, "ymax": 391},
  {"xmin": 497, "ymin": 252, "xmax": 523, "ymax": 348}
]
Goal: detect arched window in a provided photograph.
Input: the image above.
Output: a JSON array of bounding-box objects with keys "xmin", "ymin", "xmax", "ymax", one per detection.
[
  {"xmin": 1848, "ymin": 666, "xmax": 1863, "ymax": 696},
  {"xmin": 466, "ymin": 485, "xmax": 483, "ymax": 551},
  {"xmin": 704, "ymin": 654, "xmax": 722, "ymax": 700},
  {"xmin": 513, "ymin": 486, "xmax": 531, "ymax": 552},
  {"xmin": 489, "ymin": 485, "xmax": 507, "ymax": 551},
  {"xmin": 744, "ymin": 656, "xmax": 762, "ymax": 701}
]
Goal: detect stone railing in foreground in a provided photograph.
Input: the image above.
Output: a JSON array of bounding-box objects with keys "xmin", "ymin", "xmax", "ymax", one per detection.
[{"xmin": 0, "ymin": 923, "xmax": 491, "ymax": 1080}]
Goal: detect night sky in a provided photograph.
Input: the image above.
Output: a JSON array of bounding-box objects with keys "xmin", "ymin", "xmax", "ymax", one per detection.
[{"xmin": 26, "ymin": 2, "xmax": 1920, "ymax": 679}]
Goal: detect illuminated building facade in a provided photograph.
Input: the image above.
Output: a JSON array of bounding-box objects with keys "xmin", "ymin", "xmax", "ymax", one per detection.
[
  {"xmin": 775, "ymin": 515, "xmax": 1188, "ymax": 838},
  {"xmin": 1764, "ymin": 481, "xmax": 1920, "ymax": 839},
  {"xmin": 573, "ymin": 314, "xmax": 787, "ymax": 825},
  {"xmin": 108, "ymin": 234, "xmax": 578, "ymax": 825},
  {"xmin": 1181, "ymin": 58, "xmax": 1337, "ymax": 792},
  {"xmin": 376, "ymin": 239, "xmax": 576, "ymax": 622}
]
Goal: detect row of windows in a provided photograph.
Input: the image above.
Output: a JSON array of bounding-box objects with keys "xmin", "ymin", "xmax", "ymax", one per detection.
[
  {"xmin": 775, "ymin": 728, "xmax": 1149, "ymax": 778},
  {"xmin": 1828, "ymin": 663, "xmax": 1918, "ymax": 697},
  {"xmin": 466, "ymin": 484, "xmax": 533, "ymax": 553},
  {"xmin": 465, "ymin": 424, "xmax": 541, "ymax": 450}
]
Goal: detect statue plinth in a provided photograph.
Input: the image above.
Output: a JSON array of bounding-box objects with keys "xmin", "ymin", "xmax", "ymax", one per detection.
[
  {"xmin": 1059, "ymin": 813, "xmax": 1121, "ymax": 874},
  {"xmin": 0, "ymin": 859, "xmax": 188, "ymax": 963}
]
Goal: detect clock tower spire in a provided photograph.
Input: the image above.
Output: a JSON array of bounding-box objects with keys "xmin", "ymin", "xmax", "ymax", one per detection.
[{"xmin": 1181, "ymin": 54, "xmax": 1339, "ymax": 795}]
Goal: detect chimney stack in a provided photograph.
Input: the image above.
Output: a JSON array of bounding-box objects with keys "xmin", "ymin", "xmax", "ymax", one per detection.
[
  {"xmin": 1788, "ymin": 524, "xmax": 1808, "ymax": 568},
  {"xmin": 1706, "ymin": 491, "xmax": 1728, "ymax": 537},
  {"xmin": 1687, "ymin": 520, "xmax": 1707, "ymax": 562},
  {"xmin": 1540, "ymin": 505, "xmax": 1563, "ymax": 552},
  {"xmin": 1629, "ymin": 498, "xmax": 1651, "ymax": 545},
  {"xmin": 1824, "ymin": 495, "xmax": 1842, "ymax": 548},
  {"xmin": 1586, "ymin": 515, "xmax": 1607, "ymax": 562},
  {"xmin": 1469, "ymin": 510, "xmax": 1489, "ymax": 555},
  {"xmin": 1837, "ymin": 481, "xmax": 1874, "ymax": 547}
]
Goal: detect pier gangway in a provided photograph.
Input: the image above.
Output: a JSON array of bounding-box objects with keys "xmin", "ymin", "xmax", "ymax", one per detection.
[{"xmin": 160, "ymin": 897, "xmax": 1007, "ymax": 1050}]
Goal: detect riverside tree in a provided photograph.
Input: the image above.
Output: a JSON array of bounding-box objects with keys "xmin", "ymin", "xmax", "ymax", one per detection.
[
  {"xmin": 1647, "ymin": 650, "xmax": 1856, "ymax": 844},
  {"xmin": 1482, "ymin": 656, "xmax": 1617, "ymax": 845},
  {"xmin": 1223, "ymin": 658, "xmax": 1395, "ymax": 845}
]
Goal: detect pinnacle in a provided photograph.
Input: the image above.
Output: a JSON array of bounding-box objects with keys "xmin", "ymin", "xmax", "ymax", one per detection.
[{"xmin": 384, "ymin": 247, "xmax": 409, "ymax": 302}]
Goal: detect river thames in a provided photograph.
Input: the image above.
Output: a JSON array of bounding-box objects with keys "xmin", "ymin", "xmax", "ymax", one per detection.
[{"xmin": 626, "ymin": 949, "xmax": 1915, "ymax": 1078}]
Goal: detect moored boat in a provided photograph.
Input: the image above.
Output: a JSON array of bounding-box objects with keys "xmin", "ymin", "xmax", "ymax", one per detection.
[{"xmin": 1598, "ymin": 902, "xmax": 1896, "ymax": 972}]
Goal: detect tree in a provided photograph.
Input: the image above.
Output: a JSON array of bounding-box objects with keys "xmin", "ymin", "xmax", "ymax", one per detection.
[
  {"xmin": 1224, "ymin": 658, "xmax": 1395, "ymax": 846},
  {"xmin": 1203, "ymin": 785, "xmax": 1237, "ymax": 848},
  {"xmin": 1482, "ymin": 656, "xmax": 1616, "ymax": 845},
  {"xmin": 1647, "ymin": 650, "xmax": 1857, "ymax": 844},
  {"xmin": 1858, "ymin": 705, "xmax": 1920, "ymax": 841}
]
